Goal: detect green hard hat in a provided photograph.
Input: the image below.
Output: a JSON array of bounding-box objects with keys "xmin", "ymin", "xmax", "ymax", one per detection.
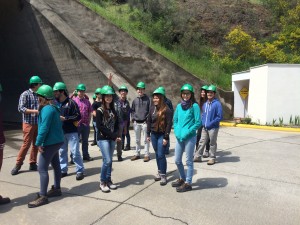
[
  {"xmin": 119, "ymin": 85, "xmax": 128, "ymax": 92},
  {"xmin": 158, "ymin": 86, "xmax": 165, "ymax": 92},
  {"xmin": 93, "ymin": 94, "xmax": 96, "ymax": 99},
  {"xmin": 207, "ymin": 85, "xmax": 217, "ymax": 92},
  {"xmin": 36, "ymin": 84, "xmax": 54, "ymax": 100},
  {"xmin": 153, "ymin": 87, "xmax": 165, "ymax": 96},
  {"xmin": 53, "ymin": 82, "xmax": 67, "ymax": 91},
  {"xmin": 180, "ymin": 84, "xmax": 194, "ymax": 93},
  {"xmin": 95, "ymin": 88, "xmax": 102, "ymax": 94},
  {"xmin": 136, "ymin": 81, "xmax": 145, "ymax": 89},
  {"xmin": 73, "ymin": 90, "xmax": 78, "ymax": 96},
  {"xmin": 101, "ymin": 85, "xmax": 115, "ymax": 95},
  {"xmin": 29, "ymin": 76, "xmax": 43, "ymax": 84},
  {"xmin": 76, "ymin": 83, "xmax": 86, "ymax": 91},
  {"xmin": 201, "ymin": 85, "xmax": 209, "ymax": 90}
]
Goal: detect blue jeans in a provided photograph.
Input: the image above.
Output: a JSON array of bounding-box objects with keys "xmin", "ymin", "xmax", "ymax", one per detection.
[
  {"xmin": 78, "ymin": 124, "xmax": 90, "ymax": 158},
  {"xmin": 38, "ymin": 143, "xmax": 62, "ymax": 196},
  {"xmin": 151, "ymin": 132, "xmax": 167, "ymax": 174},
  {"xmin": 97, "ymin": 140, "xmax": 116, "ymax": 182},
  {"xmin": 59, "ymin": 132, "xmax": 84, "ymax": 174},
  {"xmin": 174, "ymin": 136, "xmax": 196, "ymax": 185}
]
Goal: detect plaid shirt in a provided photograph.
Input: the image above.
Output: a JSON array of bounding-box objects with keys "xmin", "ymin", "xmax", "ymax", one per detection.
[
  {"xmin": 74, "ymin": 96, "xmax": 92, "ymax": 126},
  {"xmin": 18, "ymin": 89, "xmax": 39, "ymax": 124}
]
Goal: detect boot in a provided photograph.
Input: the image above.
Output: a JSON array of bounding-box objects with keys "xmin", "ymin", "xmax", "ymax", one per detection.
[{"xmin": 160, "ymin": 174, "xmax": 167, "ymax": 186}]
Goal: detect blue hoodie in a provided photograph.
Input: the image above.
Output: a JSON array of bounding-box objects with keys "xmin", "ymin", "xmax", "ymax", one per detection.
[
  {"xmin": 202, "ymin": 98, "xmax": 223, "ymax": 130},
  {"xmin": 173, "ymin": 103, "xmax": 201, "ymax": 142}
]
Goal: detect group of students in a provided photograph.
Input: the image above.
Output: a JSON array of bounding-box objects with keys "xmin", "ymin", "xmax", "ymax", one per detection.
[{"xmin": 0, "ymin": 75, "xmax": 223, "ymax": 207}]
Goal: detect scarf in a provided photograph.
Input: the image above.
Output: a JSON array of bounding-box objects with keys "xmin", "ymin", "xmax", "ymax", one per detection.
[{"xmin": 181, "ymin": 99, "xmax": 191, "ymax": 110}]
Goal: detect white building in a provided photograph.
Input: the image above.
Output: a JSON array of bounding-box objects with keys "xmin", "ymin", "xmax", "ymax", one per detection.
[{"xmin": 232, "ymin": 64, "xmax": 300, "ymax": 125}]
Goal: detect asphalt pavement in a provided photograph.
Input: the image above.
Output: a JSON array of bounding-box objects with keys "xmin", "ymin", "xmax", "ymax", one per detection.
[{"xmin": 1, "ymin": 125, "xmax": 300, "ymax": 225}]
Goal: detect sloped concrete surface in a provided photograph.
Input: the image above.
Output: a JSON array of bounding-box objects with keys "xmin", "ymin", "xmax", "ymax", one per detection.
[{"xmin": 1, "ymin": 126, "xmax": 300, "ymax": 225}]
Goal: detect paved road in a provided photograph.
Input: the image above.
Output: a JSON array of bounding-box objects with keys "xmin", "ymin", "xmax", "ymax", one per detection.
[{"xmin": 0, "ymin": 126, "xmax": 300, "ymax": 225}]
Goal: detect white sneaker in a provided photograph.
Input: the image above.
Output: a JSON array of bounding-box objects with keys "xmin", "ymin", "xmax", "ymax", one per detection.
[
  {"xmin": 107, "ymin": 180, "xmax": 117, "ymax": 190},
  {"xmin": 99, "ymin": 182, "xmax": 110, "ymax": 193}
]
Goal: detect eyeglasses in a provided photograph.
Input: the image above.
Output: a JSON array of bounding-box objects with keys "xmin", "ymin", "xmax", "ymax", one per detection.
[{"xmin": 182, "ymin": 92, "xmax": 191, "ymax": 96}]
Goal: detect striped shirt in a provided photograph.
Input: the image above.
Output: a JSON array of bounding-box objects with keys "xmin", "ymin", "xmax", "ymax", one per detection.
[{"xmin": 18, "ymin": 89, "xmax": 39, "ymax": 124}]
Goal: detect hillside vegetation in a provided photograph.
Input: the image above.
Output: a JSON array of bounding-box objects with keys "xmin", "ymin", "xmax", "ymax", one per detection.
[{"xmin": 79, "ymin": 0, "xmax": 300, "ymax": 90}]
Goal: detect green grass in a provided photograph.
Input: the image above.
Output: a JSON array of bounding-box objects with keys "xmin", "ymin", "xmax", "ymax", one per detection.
[{"xmin": 79, "ymin": 0, "xmax": 232, "ymax": 90}]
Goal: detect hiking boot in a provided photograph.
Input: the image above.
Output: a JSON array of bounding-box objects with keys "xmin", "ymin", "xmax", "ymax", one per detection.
[
  {"xmin": 160, "ymin": 175, "xmax": 167, "ymax": 186},
  {"xmin": 176, "ymin": 183, "xmax": 192, "ymax": 192},
  {"xmin": 61, "ymin": 172, "xmax": 68, "ymax": 178},
  {"xmin": 193, "ymin": 157, "xmax": 202, "ymax": 163},
  {"xmin": 124, "ymin": 145, "xmax": 131, "ymax": 151},
  {"xmin": 0, "ymin": 195, "xmax": 10, "ymax": 205},
  {"xmin": 131, "ymin": 155, "xmax": 140, "ymax": 161},
  {"xmin": 29, "ymin": 163, "xmax": 38, "ymax": 171},
  {"xmin": 171, "ymin": 179, "xmax": 185, "ymax": 187},
  {"xmin": 107, "ymin": 180, "xmax": 117, "ymax": 190},
  {"xmin": 207, "ymin": 158, "xmax": 216, "ymax": 165},
  {"xmin": 143, "ymin": 156, "xmax": 150, "ymax": 162},
  {"xmin": 28, "ymin": 194, "xmax": 49, "ymax": 208},
  {"xmin": 154, "ymin": 173, "xmax": 161, "ymax": 181},
  {"xmin": 91, "ymin": 142, "xmax": 97, "ymax": 146},
  {"xmin": 76, "ymin": 172, "xmax": 84, "ymax": 181},
  {"xmin": 117, "ymin": 156, "xmax": 123, "ymax": 162},
  {"xmin": 47, "ymin": 185, "xmax": 62, "ymax": 198},
  {"xmin": 83, "ymin": 156, "xmax": 94, "ymax": 161},
  {"xmin": 11, "ymin": 165, "xmax": 21, "ymax": 176},
  {"xmin": 99, "ymin": 182, "xmax": 110, "ymax": 193}
]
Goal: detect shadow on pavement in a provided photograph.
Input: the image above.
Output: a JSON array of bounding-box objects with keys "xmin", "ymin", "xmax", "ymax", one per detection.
[{"xmin": 193, "ymin": 177, "xmax": 228, "ymax": 190}]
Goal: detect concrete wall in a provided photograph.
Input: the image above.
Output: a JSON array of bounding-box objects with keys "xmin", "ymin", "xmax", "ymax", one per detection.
[
  {"xmin": 233, "ymin": 64, "xmax": 300, "ymax": 125},
  {"xmin": 232, "ymin": 72, "xmax": 250, "ymax": 118},
  {"xmin": 266, "ymin": 65, "xmax": 300, "ymax": 124},
  {"xmin": 1, "ymin": 0, "xmax": 234, "ymax": 122}
]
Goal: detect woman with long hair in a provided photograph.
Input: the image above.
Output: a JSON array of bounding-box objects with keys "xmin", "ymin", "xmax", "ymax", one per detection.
[
  {"xmin": 147, "ymin": 88, "xmax": 173, "ymax": 186},
  {"xmin": 195, "ymin": 85, "xmax": 210, "ymax": 157},
  {"xmin": 96, "ymin": 85, "xmax": 121, "ymax": 193},
  {"xmin": 172, "ymin": 84, "xmax": 201, "ymax": 192},
  {"xmin": 28, "ymin": 85, "xmax": 64, "ymax": 208}
]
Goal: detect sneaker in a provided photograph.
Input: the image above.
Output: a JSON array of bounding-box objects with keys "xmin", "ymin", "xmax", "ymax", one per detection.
[
  {"xmin": 107, "ymin": 180, "xmax": 117, "ymax": 190},
  {"xmin": 171, "ymin": 178, "xmax": 185, "ymax": 187},
  {"xmin": 131, "ymin": 155, "xmax": 140, "ymax": 161},
  {"xmin": 124, "ymin": 145, "xmax": 131, "ymax": 151},
  {"xmin": 11, "ymin": 165, "xmax": 21, "ymax": 176},
  {"xmin": 61, "ymin": 172, "xmax": 68, "ymax": 178},
  {"xmin": 29, "ymin": 163, "xmax": 38, "ymax": 171},
  {"xmin": 143, "ymin": 156, "xmax": 150, "ymax": 162},
  {"xmin": 76, "ymin": 172, "xmax": 84, "ymax": 181},
  {"xmin": 203, "ymin": 152, "xmax": 209, "ymax": 158},
  {"xmin": 0, "ymin": 195, "xmax": 10, "ymax": 205},
  {"xmin": 47, "ymin": 185, "xmax": 62, "ymax": 198},
  {"xmin": 99, "ymin": 182, "xmax": 110, "ymax": 193},
  {"xmin": 207, "ymin": 158, "xmax": 216, "ymax": 165},
  {"xmin": 193, "ymin": 157, "xmax": 202, "ymax": 163},
  {"xmin": 28, "ymin": 194, "xmax": 49, "ymax": 208},
  {"xmin": 160, "ymin": 175, "xmax": 167, "ymax": 186},
  {"xmin": 117, "ymin": 156, "xmax": 123, "ymax": 162},
  {"xmin": 83, "ymin": 156, "xmax": 94, "ymax": 161},
  {"xmin": 176, "ymin": 183, "xmax": 192, "ymax": 192},
  {"xmin": 154, "ymin": 173, "xmax": 161, "ymax": 181}
]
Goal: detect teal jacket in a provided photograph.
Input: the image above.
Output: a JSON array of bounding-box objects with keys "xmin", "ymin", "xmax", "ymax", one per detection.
[
  {"xmin": 173, "ymin": 103, "xmax": 202, "ymax": 142},
  {"xmin": 35, "ymin": 104, "xmax": 64, "ymax": 147}
]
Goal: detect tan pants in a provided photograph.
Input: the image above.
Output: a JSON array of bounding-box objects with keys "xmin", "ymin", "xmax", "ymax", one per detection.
[{"xmin": 16, "ymin": 123, "xmax": 38, "ymax": 165}]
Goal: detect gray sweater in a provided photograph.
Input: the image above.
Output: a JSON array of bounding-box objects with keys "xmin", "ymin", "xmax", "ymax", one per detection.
[{"xmin": 131, "ymin": 94, "xmax": 150, "ymax": 123}]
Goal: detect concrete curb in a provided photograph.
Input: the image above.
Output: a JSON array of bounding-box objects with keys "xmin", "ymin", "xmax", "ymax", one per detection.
[{"xmin": 220, "ymin": 122, "xmax": 300, "ymax": 132}]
